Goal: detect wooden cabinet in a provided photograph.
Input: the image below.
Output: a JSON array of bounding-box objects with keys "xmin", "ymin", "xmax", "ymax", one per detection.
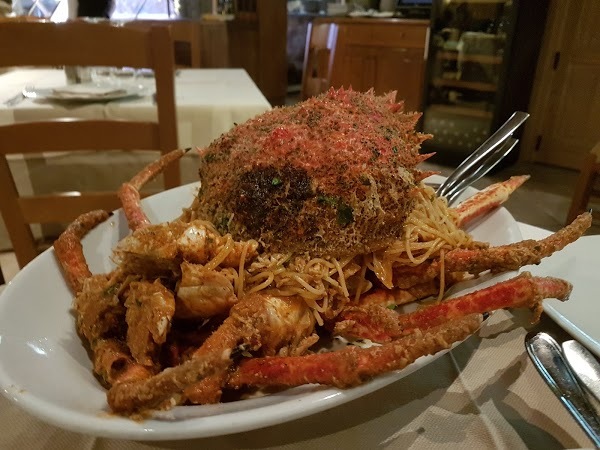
[{"xmin": 324, "ymin": 18, "xmax": 430, "ymax": 112}]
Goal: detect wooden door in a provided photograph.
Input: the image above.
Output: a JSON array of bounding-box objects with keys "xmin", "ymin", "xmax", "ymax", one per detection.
[{"xmin": 522, "ymin": 0, "xmax": 600, "ymax": 169}]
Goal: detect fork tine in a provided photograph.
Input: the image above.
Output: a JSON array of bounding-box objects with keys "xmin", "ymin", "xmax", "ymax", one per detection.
[
  {"xmin": 437, "ymin": 111, "xmax": 529, "ymax": 199},
  {"xmin": 446, "ymin": 138, "xmax": 519, "ymax": 205}
]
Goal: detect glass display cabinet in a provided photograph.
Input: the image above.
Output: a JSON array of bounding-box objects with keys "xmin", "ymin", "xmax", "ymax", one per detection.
[{"xmin": 421, "ymin": 0, "xmax": 548, "ymax": 160}]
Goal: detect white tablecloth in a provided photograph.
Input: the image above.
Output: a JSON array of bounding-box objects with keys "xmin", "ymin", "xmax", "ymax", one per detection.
[
  {"xmin": 0, "ymin": 68, "xmax": 271, "ymax": 149},
  {"xmin": 0, "ymin": 223, "xmax": 595, "ymax": 449},
  {"xmin": 0, "ymin": 68, "xmax": 272, "ymax": 250}
]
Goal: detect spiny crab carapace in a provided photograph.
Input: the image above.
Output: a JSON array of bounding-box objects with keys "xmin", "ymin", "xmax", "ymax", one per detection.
[{"xmin": 54, "ymin": 88, "xmax": 591, "ymax": 417}]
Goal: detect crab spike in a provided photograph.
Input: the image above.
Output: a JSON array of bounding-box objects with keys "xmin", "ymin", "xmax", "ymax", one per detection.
[
  {"xmin": 383, "ymin": 90, "xmax": 397, "ymax": 103},
  {"xmin": 54, "ymin": 209, "xmax": 111, "ymax": 294},
  {"xmin": 227, "ymin": 314, "xmax": 482, "ymax": 390},
  {"xmin": 417, "ymin": 152, "xmax": 436, "ymax": 163},
  {"xmin": 453, "ymin": 175, "xmax": 530, "ymax": 228},
  {"xmin": 119, "ymin": 148, "xmax": 191, "ymax": 231},
  {"xmin": 334, "ymin": 272, "xmax": 571, "ymax": 343}
]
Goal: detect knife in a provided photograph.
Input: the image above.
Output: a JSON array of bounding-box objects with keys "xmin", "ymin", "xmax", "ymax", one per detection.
[
  {"xmin": 525, "ymin": 331, "xmax": 600, "ymax": 447},
  {"xmin": 563, "ymin": 340, "xmax": 600, "ymax": 404}
]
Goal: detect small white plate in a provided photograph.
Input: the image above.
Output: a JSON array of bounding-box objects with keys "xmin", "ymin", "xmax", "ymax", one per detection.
[
  {"xmin": 23, "ymin": 83, "xmax": 148, "ymax": 102},
  {"xmin": 528, "ymin": 234, "xmax": 600, "ymax": 358},
  {"xmin": 0, "ymin": 178, "xmax": 522, "ymax": 440}
]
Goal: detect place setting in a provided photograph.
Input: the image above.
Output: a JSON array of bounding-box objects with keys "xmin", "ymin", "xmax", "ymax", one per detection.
[{"xmin": 12, "ymin": 67, "xmax": 151, "ymax": 105}]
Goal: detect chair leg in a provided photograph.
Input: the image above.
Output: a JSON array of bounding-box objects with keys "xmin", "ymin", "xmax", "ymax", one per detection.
[{"xmin": 0, "ymin": 263, "xmax": 5, "ymax": 285}]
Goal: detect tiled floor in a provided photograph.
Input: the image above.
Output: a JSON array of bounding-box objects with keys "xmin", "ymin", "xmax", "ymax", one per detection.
[{"xmin": 0, "ymin": 158, "xmax": 594, "ymax": 287}]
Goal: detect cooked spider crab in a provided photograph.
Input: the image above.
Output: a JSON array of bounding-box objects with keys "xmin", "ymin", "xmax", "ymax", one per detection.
[{"xmin": 54, "ymin": 88, "xmax": 591, "ymax": 417}]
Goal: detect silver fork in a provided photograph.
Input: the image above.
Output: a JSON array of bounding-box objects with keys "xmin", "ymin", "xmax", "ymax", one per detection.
[{"xmin": 436, "ymin": 111, "xmax": 529, "ymax": 205}]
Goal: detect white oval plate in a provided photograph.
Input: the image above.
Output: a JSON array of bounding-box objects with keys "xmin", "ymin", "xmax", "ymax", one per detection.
[
  {"xmin": 0, "ymin": 177, "xmax": 522, "ymax": 440},
  {"xmin": 524, "ymin": 233, "xmax": 600, "ymax": 359}
]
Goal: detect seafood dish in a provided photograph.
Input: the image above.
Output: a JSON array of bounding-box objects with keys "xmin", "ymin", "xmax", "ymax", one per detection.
[{"xmin": 53, "ymin": 88, "xmax": 592, "ymax": 418}]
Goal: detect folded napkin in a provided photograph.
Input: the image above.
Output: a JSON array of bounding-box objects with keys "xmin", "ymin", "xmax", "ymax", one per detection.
[{"xmin": 51, "ymin": 84, "xmax": 127, "ymax": 99}]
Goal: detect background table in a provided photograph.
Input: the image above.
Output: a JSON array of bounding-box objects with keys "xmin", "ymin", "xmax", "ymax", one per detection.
[
  {"xmin": 0, "ymin": 68, "xmax": 272, "ymax": 250},
  {"xmin": 0, "ymin": 224, "xmax": 594, "ymax": 449}
]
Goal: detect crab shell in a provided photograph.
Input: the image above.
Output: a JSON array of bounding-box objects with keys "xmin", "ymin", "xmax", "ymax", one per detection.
[{"xmin": 192, "ymin": 88, "xmax": 432, "ymax": 258}]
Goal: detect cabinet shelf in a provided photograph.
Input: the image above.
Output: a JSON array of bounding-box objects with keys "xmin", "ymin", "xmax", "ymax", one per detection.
[
  {"xmin": 427, "ymin": 104, "xmax": 493, "ymax": 119},
  {"xmin": 437, "ymin": 51, "xmax": 503, "ymax": 65},
  {"xmin": 432, "ymin": 78, "xmax": 497, "ymax": 92}
]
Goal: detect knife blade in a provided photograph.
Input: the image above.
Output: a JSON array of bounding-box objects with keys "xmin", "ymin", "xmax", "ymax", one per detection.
[
  {"xmin": 563, "ymin": 340, "xmax": 600, "ymax": 404},
  {"xmin": 525, "ymin": 331, "xmax": 600, "ymax": 447}
]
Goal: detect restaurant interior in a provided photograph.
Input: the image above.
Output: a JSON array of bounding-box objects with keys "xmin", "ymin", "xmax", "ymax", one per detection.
[{"xmin": 1, "ymin": 0, "xmax": 600, "ymax": 448}]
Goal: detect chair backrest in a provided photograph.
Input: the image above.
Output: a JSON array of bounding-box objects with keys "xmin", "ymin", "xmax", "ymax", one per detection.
[
  {"xmin": 566, "ymin": 143, "xmax": 600, "ymax": 225},
  {"xmin": 123, "ymin": 19, "xmax": 201, "ymax": 68},
  {"xmin": 301, "ymin": 21, "xmax": 338, "ymax": 100},
  {"xmin": 0, "ymin": 20, "xmax": 179, "ymax": 268}
]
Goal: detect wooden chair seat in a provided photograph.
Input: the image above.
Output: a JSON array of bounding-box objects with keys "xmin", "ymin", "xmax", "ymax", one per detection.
[
  {"xmin": 0, "ymin": 21, "xmax": 179, "ymax": 269},
  {"xmin": 566, "ymin": 144, "xmax": 600, "ymax": 225}
]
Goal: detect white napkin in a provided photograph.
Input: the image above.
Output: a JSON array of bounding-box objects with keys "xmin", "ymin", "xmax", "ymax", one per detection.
[{"xmin": 51, "ymin": 84, "xmax": 127, "ymax": 99}]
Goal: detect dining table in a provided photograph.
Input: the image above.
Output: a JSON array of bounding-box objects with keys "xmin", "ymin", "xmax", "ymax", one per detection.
[
  {"xmin": 0, "ymin": 67, "xmax": 272, "ymax": 250},
  {"xmin": 0, "ymin": 221, "xmax": 596, "ymax": 449}
]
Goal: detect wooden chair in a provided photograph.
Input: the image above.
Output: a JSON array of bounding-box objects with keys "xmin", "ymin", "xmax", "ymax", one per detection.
[
  {"xmin": 301, "ymin": 21, "xmax": 338, "ymax": 100},
  {"xmin": 123, "ymin": 19, "xmax": 202, "ymax": 68},
  {"xmin": 566, "ymin": 143, "xmax": 600, "ymax": 225},
  {"xmin": 0, "ymin": 20, "xmax": 179, "ymax": 268}
]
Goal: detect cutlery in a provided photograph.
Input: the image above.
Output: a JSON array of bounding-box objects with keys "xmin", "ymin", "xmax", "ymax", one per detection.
[
  {"xmin": 525, "ymin": 331, "xmax": 600, "ymax": 447},
  {"xmin": 3, "ymin": 91, "xmax": 25, "ymax": 107},
  {"xmin": 436, "ymin": 111, "xmax": 529, "ymax": 204},
  {"xmin": 563, "ymin": 339, "xmax": 600, "ymax": 404}
]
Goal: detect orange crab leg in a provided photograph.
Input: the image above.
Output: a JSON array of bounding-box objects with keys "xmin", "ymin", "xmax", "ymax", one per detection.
[
  {"xmin": 107, "ymin": 293, "xmax": 315, "ymax": 414},
  {"xmin": 118, "ymin": 148, "xmax": 191, "ymax": 231},
  {"xmin": 94, "ymin": 338, "xmax": 153, "ymax": 386},
  {"xmin": 453, "ymin": 175, "xmax": 530, "ymax": 228},
  {"xmin": 444, "ymin": 212, "xmax": 591, "ymax": 275},
  {"xmin": 53, "ymin": 209, "xmax": 111, "ymax": 294},
  {"xmin": 335, "ymin": 273, "xmax": 571, "ymax": 342},
  {"xmin": 228, "ymin": 314, "xmax": 481, "ymax": 389},
  {"xmin": 390, "ymin": 212, "xmax": 590, "ymax": 288}
]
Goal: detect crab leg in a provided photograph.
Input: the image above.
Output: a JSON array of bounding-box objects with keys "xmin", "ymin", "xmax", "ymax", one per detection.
[
  {"xmin": 443, "ymin": 212, "xmax": 591, "ymax": 274},
  {"xmin": 107, "ymin": 293, "xmax": 316, "ymax": 415},
  {"xmin": 94, "ymin": 339, "xmax": 153, "ymax": 386},
  {"xmin": 335, "ymin": 273, "xmax": 571, "ymax": 343},
  {"xmin": 54, "ymin": 212, "xmax": 159, "ymax": 387},
  {"xmin": 228, "ymin": 314, "xmax": 482, "ymax": 390},
  {"xmin": 453, "ymin": 175, "xmax": 530, "ymax": 228},
  {"xmin": 119, "ymin": 148, "xmax": 190, "ymax": 231},
  {"xmin": 390, "ymin": 212, "xmax": 591, "ymax": 288},
  {"xmin": 53, "ymin": 209, "xmax": 111, "ymax": 294}
]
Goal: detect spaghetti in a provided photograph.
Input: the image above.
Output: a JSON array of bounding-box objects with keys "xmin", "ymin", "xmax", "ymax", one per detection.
[{"xmin": 207, "ymin": 183, "xmax": 476, "ymax": 323}]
